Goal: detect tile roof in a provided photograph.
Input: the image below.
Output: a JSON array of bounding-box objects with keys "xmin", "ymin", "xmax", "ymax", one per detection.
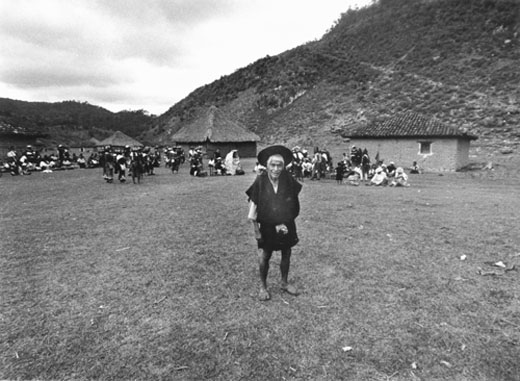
[
  {"xmin": 347, "ymin": 112, "xmax": 478, "ymax": 140},
  {"xmin": 171, "ymin": 105, "xmax": 260, "ymax": 143}
]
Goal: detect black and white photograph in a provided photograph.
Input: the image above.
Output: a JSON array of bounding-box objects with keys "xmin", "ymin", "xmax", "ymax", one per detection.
[{"xmin": 1, "ymin": 0, "xmax": 519, "ymax": 379}]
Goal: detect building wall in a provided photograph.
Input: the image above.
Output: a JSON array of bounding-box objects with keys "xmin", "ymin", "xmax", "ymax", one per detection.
[
  {"xmin": 208, "ymin": 142, "xmax": 257, "ymax": 158},
  {"xmin": 39, "ymin": 146, "xmax": 98, "ymax": 158},
  {"xmin": 350, "ymin": 137, "xmax": 471, "ymax": 172},
  {"xmin": 454, "ymin": 139, "xmax": 471, "ymax": 170},
  {"xmin": 175, "ymin": 141, "xmax": 257, "ymax": 158}
]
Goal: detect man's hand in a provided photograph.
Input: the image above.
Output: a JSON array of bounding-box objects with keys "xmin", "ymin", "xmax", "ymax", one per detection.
[
  {"xmin": 252, "ymin": 220, "xmax": 262, "ymax": 240},
  {"xmin": 275, "ymin": 224, "xmax": 288, "ymax": 235}
]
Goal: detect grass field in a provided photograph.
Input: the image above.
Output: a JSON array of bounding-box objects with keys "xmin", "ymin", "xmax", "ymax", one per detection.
[{"xmin": 1, "ymin": 158, "xmax": 520, "ymax": 381}]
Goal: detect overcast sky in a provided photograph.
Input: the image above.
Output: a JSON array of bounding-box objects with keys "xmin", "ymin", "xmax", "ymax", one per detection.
[{"xmin": 0, "ymin": 0, "xmax": 373, "ymax": 115}]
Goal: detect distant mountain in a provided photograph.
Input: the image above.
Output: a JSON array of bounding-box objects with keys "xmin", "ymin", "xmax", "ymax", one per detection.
[
  {"xmin": 0, "ymin": 98, "xmax": 155, "ymax": 146},
  {"xmin": 148, "ymin": 0, "xmax": 520, "ymax": 156}
]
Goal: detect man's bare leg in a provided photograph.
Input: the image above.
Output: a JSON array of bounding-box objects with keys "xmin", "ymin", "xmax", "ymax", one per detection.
[
  {"xmin": 280, "ymin": 248, "xmax": 299, "ymax": 295},
  {"xmin": 258, "ymin": 248, "xmax": 272, "ymax": 300}
]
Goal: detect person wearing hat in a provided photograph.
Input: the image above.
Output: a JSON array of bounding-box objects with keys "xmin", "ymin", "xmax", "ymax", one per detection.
[
  {"xmin": 57, "ymin": 144, "xmax": 66, "ymax": 168},
  {"xmin": 101, "ymin": 145, "xmax": 115, "ymax": 183},
  {"xmin": 246, "ymin": 145, "xmax": 303, "ymax": 301}
]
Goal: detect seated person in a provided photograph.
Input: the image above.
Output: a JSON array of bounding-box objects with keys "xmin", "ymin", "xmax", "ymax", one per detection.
[
  {"xmin": 190, "ymin": 153, "xmax": 205, "ymax": 176},
  {"xmin": 235, "ymin": 164, "xmax": 245, "ymax": 175},
  {"xmin": 410, "ymin": 161, "xmax": 421, "ymax": 174},
  {"xmin": 367, "ymin": 164, "xmax": 377, "ymax": 179},
  {"xmin": 370, "ymin": 167, "xmax": 388, "ymax": 186},
  {"xmin": 214, "ymin": 157, "xmax": 226, "ymax": 175},
  {"xmin": 390, "ymin": 167, "xmax": 410, "ymax": 187},
  {"xmin": 61, "ymin": 150, "xmax": 73, "ymax": 168},
  {"xmin": 18, "ymin": 154, "xmax": 31, "ymax": 175},
  {"xmin": 39, "ymin": 157, "xmax": 52, "ymax": 171},
  {"xmin": 77, "ymin": 153, "xmax": 87, "ymax": 168},
  {"xmin": 88, "ymin": 153, "xmax": 99, "ymax": 168},
  {"xmin": 386, "ymin": 161, "xmax": 397, "ymax": 177},
  {"xmin": 345, "ymin": 166, "xmax": 362, "ymax": 185},
  {"xmin": 302, "ymin": 159, "xmax": 313, "ymax": 178}
]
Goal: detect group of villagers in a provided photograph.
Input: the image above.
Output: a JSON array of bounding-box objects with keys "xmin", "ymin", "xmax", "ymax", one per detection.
[
  {"xmin": 274, "ymin": 146, "xmax": 333, "ymax": 180},
  {"xmin": 263, "ymin": 144, "xmax": 413, "ymax": 187},
  {"xmin": 333, "ymin": 145, "xmax": 412, "ymax": 187},
  {"xmin": 2, "ymin": 144, "xmax": 95, "ymax": 175},
  {"xmin": 202, "ymin": 147, "xmax": 245, "ymax": 176},
  {"xmin": 100, "ymin": 145, "xmax": 160, "ymax": 183}
]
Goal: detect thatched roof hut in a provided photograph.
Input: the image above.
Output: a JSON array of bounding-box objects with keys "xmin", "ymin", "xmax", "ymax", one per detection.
[
  {"xmin": 170, "ymin": 106, "xmax": 260, "ymax": 157},
  {"xmin": 97, "ymin": 131, "xmax": 143, "ymax": 149}
]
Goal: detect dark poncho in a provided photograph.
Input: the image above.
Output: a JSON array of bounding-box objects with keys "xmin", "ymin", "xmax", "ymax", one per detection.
[{"xmin": 246, "ymin": 170, "xmax": 302, "ymax": 250}]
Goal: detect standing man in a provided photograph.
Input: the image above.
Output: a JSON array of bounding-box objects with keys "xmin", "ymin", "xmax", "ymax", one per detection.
[
  {"xmin": 102, "ymin": 146, "xmax": 114, "ymax": 183},
  {"xmin": 246, "ymin": 145, "xmax": 303, "ymax": 301}
]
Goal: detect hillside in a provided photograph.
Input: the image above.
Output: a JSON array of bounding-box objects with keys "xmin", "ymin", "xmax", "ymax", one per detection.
[
  {"xmin": 148, "ymin": 0, "xmax": 520, "ymax": 158},
  {"xmin": 0, "ymin": 98, "xmax": 155, "ymax": 146},
  {"xmin": 1, "ymin": 0, "xmax": 518, "ymax": 157}
]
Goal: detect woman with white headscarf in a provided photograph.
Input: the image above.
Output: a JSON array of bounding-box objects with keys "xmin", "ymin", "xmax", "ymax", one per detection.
[
  {"xmin": 390, "ymin": 167, "xmax": 410, "ymax": 187},
  {"xmin": 224, "ymin": 150, "xmax": 240, "ymax": 175},
  {"xmin": 370, "ymin": 166, "xmax": 388, "ymax": 186}
]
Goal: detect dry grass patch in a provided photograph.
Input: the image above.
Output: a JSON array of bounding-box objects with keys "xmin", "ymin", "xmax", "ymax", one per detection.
[{"xmin": 1, "ymin": 160, "xmax": 520, "ymax": 380}]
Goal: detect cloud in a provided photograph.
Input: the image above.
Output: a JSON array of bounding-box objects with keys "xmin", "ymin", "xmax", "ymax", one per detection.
[
  {"xmin": 1, "ymin": 66, "xmax": 119, "ymax": 89},
  {"xmin": 94, "ymin": 0, "xmax": 236, "ymax": 26},
  {"xmin": 0, "ymin": 0, "xmax": 372, "ymax": 114}
]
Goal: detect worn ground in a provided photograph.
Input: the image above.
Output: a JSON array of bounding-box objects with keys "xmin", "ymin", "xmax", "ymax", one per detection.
[{"xmin": 1, "ymin": 155, "xmax": 519, "ymax": 380}]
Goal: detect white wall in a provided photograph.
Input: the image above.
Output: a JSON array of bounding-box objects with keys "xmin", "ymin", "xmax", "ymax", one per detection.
[{"xmin": 350, "ymin": 138, "xmax": 471, "ymax": 171}]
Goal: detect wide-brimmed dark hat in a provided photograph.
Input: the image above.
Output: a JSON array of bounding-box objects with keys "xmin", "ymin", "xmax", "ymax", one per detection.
[{"xmin": 257, "ymin": 145, "xmax": 293, "ymax": 166}]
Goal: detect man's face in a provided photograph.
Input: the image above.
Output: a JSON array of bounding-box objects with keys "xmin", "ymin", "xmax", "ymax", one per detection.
[{"xmin": 267, "ymin": 157, "xmax": 284, "ymax": 180}]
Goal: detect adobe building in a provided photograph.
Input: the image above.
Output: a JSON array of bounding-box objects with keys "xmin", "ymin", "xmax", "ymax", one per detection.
[{"xmin": 346, "ymin": 112, "xmax": 478, "ymax": 171}]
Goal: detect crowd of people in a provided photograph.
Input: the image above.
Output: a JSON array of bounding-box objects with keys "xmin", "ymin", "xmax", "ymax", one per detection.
[
  {"xmin": 2, "ymin": 143, "xmax": 420, "ymax": 187},
  {"xmin": 1, "ymin": 145, "xmax": 102, "ymax": 176},
  {"xmin": 0, "ymin": 144, "xmax": 164, "ymax": 183},
  {"xmin": 271, "ymin": 145, "xmax": 418, "ymax": 187},
  {"xmin": 164, "ymin": 146, "xmax": 185, "ymax": 173},
  {"xmin": 99, "ymin": 145, "xmax": 162, "ymax": 183},
  {"xmin": 206, "ymin": 148, "xmax": 245, "ymax": 176},
  {"xmin": 334, "ymin": 146, "xmax": 413, "ymax": 187},
  {"xmin": 257, "ymin": 146, "xmax": 334, "ymax": 181}
]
